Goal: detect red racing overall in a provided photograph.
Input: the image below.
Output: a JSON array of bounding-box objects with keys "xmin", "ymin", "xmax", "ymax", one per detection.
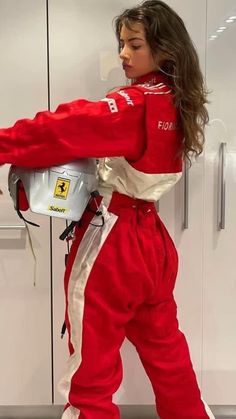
[{"xmin": 0, "ymin": 72, "xmax": 215, "ymax": 419}]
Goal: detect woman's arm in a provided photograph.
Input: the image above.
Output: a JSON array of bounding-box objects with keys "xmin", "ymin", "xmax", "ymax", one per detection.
[{"xmin": 0, "ymin": 87, "xmax": 146, "ymax": 168}]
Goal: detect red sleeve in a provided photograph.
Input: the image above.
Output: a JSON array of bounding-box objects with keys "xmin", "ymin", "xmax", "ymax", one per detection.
[{"xmin": 0, "ymin": 87, "xmax": 146, "ymax": 168}]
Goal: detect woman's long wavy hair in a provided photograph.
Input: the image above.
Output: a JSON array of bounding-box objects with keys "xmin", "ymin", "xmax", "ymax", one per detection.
[{"xmin": 114, "ymin": 0, "xmax": 210, "ymax": 164}]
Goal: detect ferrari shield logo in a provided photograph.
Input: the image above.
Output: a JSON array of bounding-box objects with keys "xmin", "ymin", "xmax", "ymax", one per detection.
[{"xmin": 54, "ymin": 177, "xmax": 70, "ymax": 200}]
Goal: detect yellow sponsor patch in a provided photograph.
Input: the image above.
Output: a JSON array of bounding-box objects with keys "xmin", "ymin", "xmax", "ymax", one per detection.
[
  {"xmin": 54, "ymin": 177, "xmax": 70, "ymax": 199},
  {"xmin": 48, "ymin": 205, "xmax": 68, "ymax": 214}
]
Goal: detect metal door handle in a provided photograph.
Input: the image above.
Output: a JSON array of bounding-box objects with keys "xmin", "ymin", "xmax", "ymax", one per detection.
[
  {"xmin": 219, "ymin": 142, "xmax": 227, "ymax": 230},
  {"xmin": 0, "ymin": 225, "xmax": 26, "ymax": 230},
  {"xmin": 183, "ymin": 159, "xmax": 189, "ymax": 229}
]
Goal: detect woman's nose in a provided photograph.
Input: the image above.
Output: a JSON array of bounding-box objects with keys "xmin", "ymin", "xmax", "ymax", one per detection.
[{"xmin": 119, "ymin": 46, "xmax": 129, "ymax": 60}]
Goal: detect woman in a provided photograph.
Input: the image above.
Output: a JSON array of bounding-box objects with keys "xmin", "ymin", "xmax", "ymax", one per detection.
[{"xmin": 0, "ymin": 1, "xmax": 213, "ymax": 418}]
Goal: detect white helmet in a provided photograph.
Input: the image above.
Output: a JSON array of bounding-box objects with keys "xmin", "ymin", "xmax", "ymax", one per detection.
[{"xmin": 8, "ymin": 159, "xmax": 98, "ymax": 222}]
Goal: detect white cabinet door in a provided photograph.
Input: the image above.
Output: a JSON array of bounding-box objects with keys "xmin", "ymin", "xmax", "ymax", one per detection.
[
  {"xmin": 202, "ymin": 0, "xmax": 236, "ymax": 405},
  {"xmin": 49, "ymin": 0, "xmax": 207, "ymax": 406},
  {"xmin": 48, "ymin": 0, "xmax": 155, "ymax": 405},
  {"xmin": 159, "ymin": 0, "xmax": 207, "ymax": 388},
  {"xmin": 0, "ymin": 0, "xmax": 52, "ymax": 405}
]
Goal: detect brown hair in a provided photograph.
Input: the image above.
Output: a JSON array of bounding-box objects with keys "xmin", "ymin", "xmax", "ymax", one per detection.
[{"xmin": 114, "ymin": 0, "xmax": 210, "ymax": 164}]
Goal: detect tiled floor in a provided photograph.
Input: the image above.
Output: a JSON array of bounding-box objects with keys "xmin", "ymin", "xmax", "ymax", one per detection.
[
  {"xmin": 1, "ymin": 416, "xmax": 236, "ymax": 418},
  {"xmin": 0, "ymin": 405, "xmax": 236, "ymax": 418}
]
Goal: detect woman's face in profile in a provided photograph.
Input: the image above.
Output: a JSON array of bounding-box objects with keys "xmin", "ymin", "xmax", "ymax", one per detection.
[{"xmin": 119, "ymin": 22, "xmax": 158, "ymax": 79}]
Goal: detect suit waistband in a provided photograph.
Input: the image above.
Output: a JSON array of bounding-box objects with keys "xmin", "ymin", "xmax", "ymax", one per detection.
[{"xmin": 107, "ymin": 191, "xmax": 155, "ymax": 211}]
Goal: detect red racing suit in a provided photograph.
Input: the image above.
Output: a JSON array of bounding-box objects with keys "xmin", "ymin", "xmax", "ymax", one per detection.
[{"xmin": 0, "ymin": 71, "xmax": 214, "ymax": 419}]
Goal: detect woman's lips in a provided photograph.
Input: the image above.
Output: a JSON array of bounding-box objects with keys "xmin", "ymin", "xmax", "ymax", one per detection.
[{"xmin": 123, "ymin": 64, "xmax": 132, "ymax": 69}]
